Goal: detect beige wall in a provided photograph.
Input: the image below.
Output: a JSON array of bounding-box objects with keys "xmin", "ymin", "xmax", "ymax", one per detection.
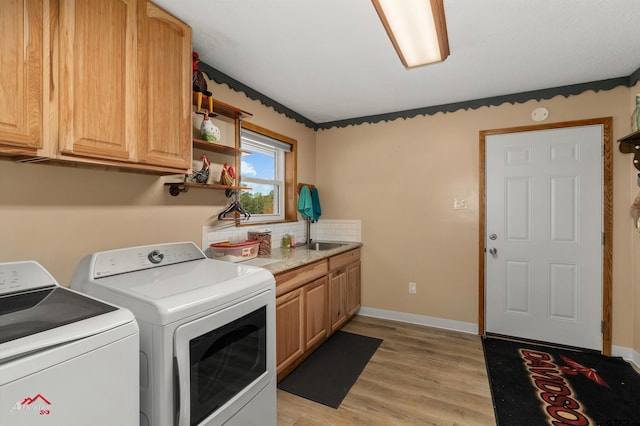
[
  {"xmin": 0, "ymin": 81, "xmax": 316, "ymax": 285},
  {"xmin": 1, "ymin": 78, "xmax": 637, "ymax": 354},
  {"xmin": 316, "ymin": 86, "xmax": 638, "ymax": 351}
]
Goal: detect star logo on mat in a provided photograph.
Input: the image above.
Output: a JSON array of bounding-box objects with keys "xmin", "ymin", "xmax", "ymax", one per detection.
[{"xmin": 559, "ymin": 355, "xmax": 610, "ymax": 389}]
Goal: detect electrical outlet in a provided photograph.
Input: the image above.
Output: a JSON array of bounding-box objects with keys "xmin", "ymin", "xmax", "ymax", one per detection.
[{"xmin": 408, "ymin": 282, "xmax": 417, "ymax": 294}]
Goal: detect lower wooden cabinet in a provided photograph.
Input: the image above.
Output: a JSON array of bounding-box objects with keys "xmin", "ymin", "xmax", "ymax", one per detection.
[
  {"xmin": 329, "ymin": 248, "xmax": 361, "ymax": 332},
  {"xmin": 276, "ymin": 276, "xmax": 329, "ymax": 376},
  {"xmin": 275, "ymin": 287, "xmax": 304, "ymax": 374},
  {"xmin": 329, "ymin": 268, "xmax": 347, "ymax": 332},
  {"xmin": 276, "ymin": 248, "xmax": 361, "ymax": 380},
  {"xmin": 304, "ymin": 277, "xmax": 329, "ymax": 349},
  {"xmin": 346, "ymin": 261, "xmax": 361, "ymax": 316}
]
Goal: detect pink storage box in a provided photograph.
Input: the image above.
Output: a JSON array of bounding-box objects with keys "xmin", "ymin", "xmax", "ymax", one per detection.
[{"xmin": 210, "ymin": 240, "xmax": 260, "ymax": 262}]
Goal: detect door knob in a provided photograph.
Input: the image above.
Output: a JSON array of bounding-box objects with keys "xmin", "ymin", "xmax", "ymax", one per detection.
[{"xmin": 489, "ymin": 247, "xmax": 497, "ymax": 256}]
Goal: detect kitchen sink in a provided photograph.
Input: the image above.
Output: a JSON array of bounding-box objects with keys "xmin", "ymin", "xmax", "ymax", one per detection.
[{"xmin": 302, "ymin": 242, "xmax": 347, "ymax": 251}]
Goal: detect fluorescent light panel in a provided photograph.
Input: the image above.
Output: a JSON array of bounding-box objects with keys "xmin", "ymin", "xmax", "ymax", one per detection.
[{"xmin": 372, "ymin": 0, "xmax": 450, "ymax": 68}]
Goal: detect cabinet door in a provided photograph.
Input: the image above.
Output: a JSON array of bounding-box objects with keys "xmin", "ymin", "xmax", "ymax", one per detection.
[
  {"xmin": 346, "ymin": 261, "xmax": 361, "ymax": 317},
  {"xmin": 304, "ymin": 277, "xmax": 328, "ymax": 349},
  {"xmin": 137, "ymin": 1, "xmax": 191, "ymax": 170},
  {"xmin": 329, "ymin": 268, "xmax": 347, "ymax": 332},
  {"xmin": 0, "ymin": 0, "xmax": 44, "ymax": 153},
  {"xmin": 275, "ymin": 287, "xmax": 304, "ymax": 374},
  {"xmin": 59, "ymin": 0, "xmax": 137, "ymax": 161}
]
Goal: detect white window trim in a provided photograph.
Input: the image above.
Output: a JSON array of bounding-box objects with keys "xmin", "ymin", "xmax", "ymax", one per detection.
[{"xmin": 240, "ymin": 129, "xmax": 290, "ymax": 223}]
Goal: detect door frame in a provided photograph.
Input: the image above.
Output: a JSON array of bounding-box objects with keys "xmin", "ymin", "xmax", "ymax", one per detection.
[{"xmin": 478, "ymin": 117, "xmax": 613, "ymax": 355}]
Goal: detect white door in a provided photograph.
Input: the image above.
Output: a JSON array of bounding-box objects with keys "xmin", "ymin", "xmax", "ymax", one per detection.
[{"xmin": 485, "ymin": 125, "xmax": 603, "ymax": 351}]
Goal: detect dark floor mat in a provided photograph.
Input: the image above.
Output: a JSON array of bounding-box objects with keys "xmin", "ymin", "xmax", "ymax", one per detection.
[
  {"xmin": 482, "ymin": 336, "xmax": 640, "ymax": 425},
  {"xmin": 278, "ymin": 330, "xmax": 382, "ymax": 408}
]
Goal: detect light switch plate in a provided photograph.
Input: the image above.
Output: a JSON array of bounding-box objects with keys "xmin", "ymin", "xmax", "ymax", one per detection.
[{"xmin": 453, "ymin": 198, "xmax": 467, "ymax": 210}]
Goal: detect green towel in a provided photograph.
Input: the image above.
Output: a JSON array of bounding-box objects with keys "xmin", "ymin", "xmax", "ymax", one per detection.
[
  {"xmin": 311, "ymin": 187, "xmax": 322, "ymax": 222},
  {"xmin": 298, "ymin": 185, "xmax": 313, "ymax": 219}
]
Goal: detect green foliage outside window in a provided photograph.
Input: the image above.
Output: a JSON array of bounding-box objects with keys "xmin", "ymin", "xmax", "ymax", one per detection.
[{"xmin": 240, "ymin": 191, "xmax": 275, "ymax": 214}]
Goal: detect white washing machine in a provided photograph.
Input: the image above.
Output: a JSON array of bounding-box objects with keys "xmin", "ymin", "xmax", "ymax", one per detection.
[
  {"xmin": 0, "ymin": 260, "xmax": 139, "ymax": 426},
  {"xmin": 70, "ymin": 241, "xmax": 277, "ymax": 426}
]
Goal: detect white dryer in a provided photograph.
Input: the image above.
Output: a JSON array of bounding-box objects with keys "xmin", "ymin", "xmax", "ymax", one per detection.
[
  {"xmin": 0, "ymin": 260, "xmax": 139, "ymax": 426},
  {"xmin": 70, "ymin": 241, "xmax": 277, "ymax": 426}
]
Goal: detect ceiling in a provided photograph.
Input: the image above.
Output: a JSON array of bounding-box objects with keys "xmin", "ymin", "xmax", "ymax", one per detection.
[{"xmin": 153, "ymin": 0, "xmax": 640, "ymax": 126}]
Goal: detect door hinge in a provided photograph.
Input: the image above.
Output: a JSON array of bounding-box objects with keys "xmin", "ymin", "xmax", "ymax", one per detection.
[{"xmin": 601, "ymin": 320, "xmax": 605, "ymax": 333}]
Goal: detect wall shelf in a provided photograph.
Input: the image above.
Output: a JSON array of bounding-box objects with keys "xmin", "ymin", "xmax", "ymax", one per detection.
[
  {"xmin": 193, "ymin": 93, "xmax": 252, "ymax": 120},
  {"xmin": 167, "ymin": 96, "xmax": 252, "ymax": 196},
  {"xmin": 165, "ymin": 181, "xmax": 251, "ymax": 197},
  {"xmin": 192, "ymin": 139, "xmax": 250, "ymax": 156}
]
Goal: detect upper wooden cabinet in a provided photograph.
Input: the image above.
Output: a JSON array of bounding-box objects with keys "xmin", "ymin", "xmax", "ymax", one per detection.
[
  {"xmin": 0, "ymin": 0, "xmax": 192, "ymax": 173},
  {"xmin": 0, "ymin": 0, "xmax": 46, "ymax": 155},
  {"xmin": 58, "ymin": 0, "xmax": 138, "ymax": 162},
  {"xmin": 137, "ymin": 1, "xmax": 192, "ymax": 169}
]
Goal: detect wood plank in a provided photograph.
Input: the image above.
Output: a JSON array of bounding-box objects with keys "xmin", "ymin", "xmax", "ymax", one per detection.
[{"xmin": 277, "ymin": 315, "xmax": 496, "ymax": 425}]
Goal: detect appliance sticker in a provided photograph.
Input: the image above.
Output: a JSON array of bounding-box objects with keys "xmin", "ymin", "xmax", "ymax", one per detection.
[{"xmin": 9, "ymin": 393, "xmax": 51, "ymax": 417}]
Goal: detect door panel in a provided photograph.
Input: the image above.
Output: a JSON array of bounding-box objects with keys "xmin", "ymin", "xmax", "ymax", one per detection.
[
  {"xmin": 505, "ymin": 260, "xmax": 530, "ymax": 314},
  {"xmin": 485, "ymin": 125, "xmax": 603, "ymax": 351}
]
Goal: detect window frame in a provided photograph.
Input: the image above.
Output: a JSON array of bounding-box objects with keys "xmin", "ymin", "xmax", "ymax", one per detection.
[{"xmin": 239, "ymin": 121, "xmax": 297, "ymax": 225}]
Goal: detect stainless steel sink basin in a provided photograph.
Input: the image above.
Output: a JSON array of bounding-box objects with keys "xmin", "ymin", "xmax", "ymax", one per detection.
[{"xmin": 302, "ymin": 242, "xmax": 347, "ymax": 251}]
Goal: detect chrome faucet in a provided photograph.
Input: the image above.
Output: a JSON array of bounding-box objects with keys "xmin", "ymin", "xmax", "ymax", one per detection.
[{"xmin": 305, "ymin": 217, "xmax": 312, "ymax": 244}]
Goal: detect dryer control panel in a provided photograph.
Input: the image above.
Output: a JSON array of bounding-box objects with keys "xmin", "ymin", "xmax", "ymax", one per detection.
[{"xmin": 92, "ymin": 242, "xmax": 206, "ymax": 278}]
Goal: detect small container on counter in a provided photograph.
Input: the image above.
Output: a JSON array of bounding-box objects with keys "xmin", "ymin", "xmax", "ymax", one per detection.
[
  {"xmin": 248, "ymin": 230, "xmax": 272, "ymax": 255},
  {"xmin": 210, "ymin": 240, "xmax": 259, "ymax": 262},
  {"xmin": 281, "ymin": 234, "xmax": 291, "ymax": 249}
]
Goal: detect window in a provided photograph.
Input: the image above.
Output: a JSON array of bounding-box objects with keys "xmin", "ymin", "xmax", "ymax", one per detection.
[{"xmin": 240, "ymin": 123, "xmax": 296, "ymax": 224}]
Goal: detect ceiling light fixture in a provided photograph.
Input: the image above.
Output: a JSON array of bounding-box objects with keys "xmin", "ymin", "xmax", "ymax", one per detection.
[{"xmin": 372, "ymin": 0, "xmax": 450, "ymax": 68}]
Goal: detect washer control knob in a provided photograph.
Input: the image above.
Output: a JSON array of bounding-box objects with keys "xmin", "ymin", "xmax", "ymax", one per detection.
[{"xmin": 148, "ymin": 250, "xmax": 164, "ymax": 264}]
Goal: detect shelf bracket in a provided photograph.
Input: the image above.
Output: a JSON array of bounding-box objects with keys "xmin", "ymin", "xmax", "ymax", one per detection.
[
  {"xmin": 618, "ymin": 130, "xmax": 640, "ymax": 172},
  {"xmin": 168, "ymin": 183, "xmax": 189, "ymax": 196}
]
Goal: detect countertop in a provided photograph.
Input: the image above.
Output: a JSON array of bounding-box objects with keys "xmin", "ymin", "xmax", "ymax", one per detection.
[{"xmin": 240, "ymin": 241, "xmax": 362, "ymax": 275}]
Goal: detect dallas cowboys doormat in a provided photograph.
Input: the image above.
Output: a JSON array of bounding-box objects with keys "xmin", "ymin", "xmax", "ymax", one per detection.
[{"xmin": 482, "ymin": 336, "xmax": 640, "ymax": 425}]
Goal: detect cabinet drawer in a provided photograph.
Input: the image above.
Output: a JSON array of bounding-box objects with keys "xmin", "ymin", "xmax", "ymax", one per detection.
[
  {"xmin": 329, "ymin": 248, "xmax": 361, "ymax": 271},
  {"xmin": 275, "ymin": 259, "xmax": 328, "ymax": 297}
]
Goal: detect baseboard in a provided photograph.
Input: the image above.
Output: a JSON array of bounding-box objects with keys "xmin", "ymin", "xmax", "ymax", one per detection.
[
  {"xmin": 357, "ymin": 306, "xmax": 478, "ymax": 334},
  {"xmin": 359, "ymin": 306, "xmax": 640, "ymax": 370},
  {"xmin": 612, "ymin": 345, "xmax": 640, "ymax": 370}
]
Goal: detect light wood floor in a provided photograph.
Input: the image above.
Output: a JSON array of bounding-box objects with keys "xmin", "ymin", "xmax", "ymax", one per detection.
[{"xmin": 277, "ymin": 315, "xmax": 496, "ymax": 425}]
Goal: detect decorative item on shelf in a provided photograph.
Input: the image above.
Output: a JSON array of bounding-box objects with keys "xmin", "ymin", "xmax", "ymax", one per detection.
[
  {"xmin": 200, "ymin": 113, "xmax": 220, "ymax": 142},
  {"xmin": 189, "ymin": 153, "xmax": 210, "ymax": 183},
  {"xmin": 192, "ymin": 51, "xmax": 213, "ymax": 116},
  {"xmin": 633, "ymin": 95, "xmax": 640, "ymax": 132},
  {"xmin": 220, "ymin": 162, "xmax": 235, "ymax": 186}
]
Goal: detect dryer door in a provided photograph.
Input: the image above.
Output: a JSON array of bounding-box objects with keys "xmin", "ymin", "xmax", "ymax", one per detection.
[{"xmin": 173, "ymin": 289, "xmax": 275, "ymax": 426}]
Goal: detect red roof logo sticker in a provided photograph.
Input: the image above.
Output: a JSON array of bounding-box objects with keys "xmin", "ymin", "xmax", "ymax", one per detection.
[
  {"xmin": 21, "ymin": 394, "xmax": 51, "ymax": 406},
  {"xmin": 9, "ymin": 393, "xmax": 52, "ymax": 416}
]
